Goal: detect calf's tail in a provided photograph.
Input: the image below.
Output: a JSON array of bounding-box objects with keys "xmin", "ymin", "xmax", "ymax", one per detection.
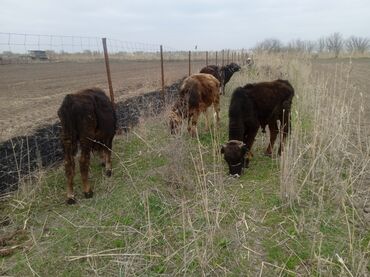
[{"xmin": 58, "ymin": 94, "xmax": 78, "ymax": 155}]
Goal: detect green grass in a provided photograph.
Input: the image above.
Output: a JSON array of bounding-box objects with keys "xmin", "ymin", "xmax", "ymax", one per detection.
[{"xmin": 1, "ymin": 55, "xmax": 368, "ymax": 276}]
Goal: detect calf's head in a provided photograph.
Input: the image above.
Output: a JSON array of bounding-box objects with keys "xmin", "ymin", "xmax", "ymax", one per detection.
[{"xmin": 221, "ymin": 140, "xmax": 249, "ymax": 176}]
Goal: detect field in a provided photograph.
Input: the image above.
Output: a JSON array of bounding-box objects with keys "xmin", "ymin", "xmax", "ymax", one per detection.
[
  {"xmin": 312, "ymin": 57, "xmax": 370, "ymax": 126},
  {"xmin": 0, "ymin": 54, "xmax": 369, "ymax": 276},
  {"xmin": 0, "ymin": 59, "xmax": 205, "ymax": 142}
]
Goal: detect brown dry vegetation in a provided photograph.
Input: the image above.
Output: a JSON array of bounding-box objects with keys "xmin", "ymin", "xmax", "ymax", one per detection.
[{"xmin": 0, "ymin": 53, "xmax": 369, "ymax": 276}]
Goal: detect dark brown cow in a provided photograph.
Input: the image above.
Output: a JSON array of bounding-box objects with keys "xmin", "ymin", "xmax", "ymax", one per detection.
[
  {"xmin": 169, "ymin": 73, "xmax": 220, "ymax": 136},
  {"xmin": 220, "ymin": 63, "xmax": 241, "ymax": 94},
  {"xmin": 221, "ymin": 79, "xmax": 294, "ymax": 176},
  {"xmin": 58, "ymin": 88, "xmax": 117, "ymax": 204},
  {"xmin": 200, "ymin": 65, "xmax": 222, "ymax": 85},
  {"xmin": 200, "ymin": 63, "xmax": 241, "ymax": 94}
]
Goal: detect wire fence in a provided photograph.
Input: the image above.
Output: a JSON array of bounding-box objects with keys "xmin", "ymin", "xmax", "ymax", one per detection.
[{"xmin": 0, "ymin": 32, "xmax": 251, "ymax": 192}]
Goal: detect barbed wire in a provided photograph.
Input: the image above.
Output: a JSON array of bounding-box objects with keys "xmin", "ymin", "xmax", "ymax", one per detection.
[{"xmin": 0, "ymin": 32, "xmax": 181, "ymax": 54}]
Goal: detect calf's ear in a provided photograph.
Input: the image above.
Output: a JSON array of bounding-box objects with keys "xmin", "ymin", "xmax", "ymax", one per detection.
[
  {"xmin": 220, "ymin": 144, "xmax": 226, "ymax": 154},
  {"xmin": 241, "ymin": 144, "xmax": 249, "ymax": 155}
]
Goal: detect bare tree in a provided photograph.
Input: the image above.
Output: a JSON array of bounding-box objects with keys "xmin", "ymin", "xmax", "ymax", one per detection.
[
  {"xmin": 317, "ymin": 37, "xmax": 326, "ymax": 53},
  {"xmin": 326, "ymin": 33, "xmax": 344, "ymax": 58},
  {"xmin": 346, "ymin": 36, "xmax": 369, "ymax": 54},
  {"xmin": 305, "ymin": 40, "xmax": 316, "ymax": 54},
  {"xmin": 286, "ymin": 39, "xmax": 316, "ymax": 54},
  {"xmin": 254, "ymin": 38, "xmax": 283, "ymax": 53}
]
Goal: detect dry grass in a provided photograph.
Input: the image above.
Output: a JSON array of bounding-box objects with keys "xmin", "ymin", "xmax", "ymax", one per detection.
[{"xmin": 0, "ymin": 53, "xmax": 369, "ymax": 276}]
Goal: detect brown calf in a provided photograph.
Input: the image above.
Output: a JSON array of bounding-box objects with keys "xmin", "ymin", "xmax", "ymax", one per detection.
[
  {"xmin": 221, "ymin": 79, "xmax": 294, "ymax": 176},
  {"xmin": 200, "ymin": 63, "xmax": 241, "ymax": 94},
  {"xmin": 169, "ymin": 73, "xmax": 220, "ymax": 136},
  {"xmin": 57, "ymin": 88, "xmax": 116, "ymax": 204}
]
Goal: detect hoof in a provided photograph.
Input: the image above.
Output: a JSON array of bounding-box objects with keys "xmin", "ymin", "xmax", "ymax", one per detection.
[
  {"xmin": 189, "ymin": 129, "xmax": 196, "ymax": 138},
  {"xmin": 245, "ymin": 159, "xmax": 250, "ymax": 168},
  {"xmin": 67, "ymin": 197, "xmax": 77, "ymax": 205},
  {"xmin": 264, "ymin": 151, "xmax": 272, "ymax": 157},
  {"xmin": 84, "ymin": 190, "xmax": 94, "ymax": 199},
  {"xmin": 105, "ymin": 169, "xmax": 112, "ymax": 177}
]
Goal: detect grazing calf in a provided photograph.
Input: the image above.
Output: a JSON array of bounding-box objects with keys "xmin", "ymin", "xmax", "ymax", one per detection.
[
  {"xmin": 200, "ymin": 63, "xmax": 241, "ymax": 95},
  {"xmin": 169, "ymin": 73, "xmax": 220, "ymax": 136},
  {"xmin": 220, "ymin": 62, "xmax": 241, "ymax": 94},
  {"xmin": 200, "ymin": 65, "xmax": 222, "ymax": 93},
  {"xmin": 221, "ymin": 79, "xmax": 294, "ymax": 176},
  {"xmin": 58, "ymin": 88, "xmax": 116, "ymax": 204}
]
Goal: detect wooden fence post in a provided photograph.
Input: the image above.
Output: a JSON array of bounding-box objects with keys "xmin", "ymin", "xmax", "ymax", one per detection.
[
  {"xmin": 160, "ymin": 45, "xmax": 165, "ymax": 95},
  {"xmin": 206, "ymin": 51, "xmax": 208, "ymax": 67},
  {"xmin": 102, "ymin": 38, "xmax": 114, "ymax": 105},
  {"xmin": 215, "ymin": 51, "xmax": 218, "ymax": 66}
]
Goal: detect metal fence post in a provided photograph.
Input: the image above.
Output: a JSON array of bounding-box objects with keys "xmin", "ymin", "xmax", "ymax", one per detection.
[
  {"xmin": 188, "ymin": 50, "xmax": 191, "ymax": 76},
  {"xmin": 102, "ymin": 38, "xmax": 114, "ymax": 105},
  {"xmin": 160, "ymin": 45, "xmax": 165, "ymax": 95}
]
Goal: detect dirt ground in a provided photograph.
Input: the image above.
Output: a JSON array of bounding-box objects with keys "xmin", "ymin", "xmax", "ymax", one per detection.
[
  {"xmin": 0, "ymin": 59, "xmax": 205, "ymax": 141},
  {"xmin": 1, "ymin": 57, "xmax": 368, "ymax": 142}
]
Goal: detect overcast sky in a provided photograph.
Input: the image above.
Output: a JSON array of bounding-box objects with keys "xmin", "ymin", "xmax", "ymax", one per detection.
[{"xmin": 1, "ymin": 0, "xmax": 370, "ymax": 51}]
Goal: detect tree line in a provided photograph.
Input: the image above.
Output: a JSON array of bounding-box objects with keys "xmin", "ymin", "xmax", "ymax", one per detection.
[{"xmin": 254, "ymin": 33, "xmax": 369, "ymax": 58}]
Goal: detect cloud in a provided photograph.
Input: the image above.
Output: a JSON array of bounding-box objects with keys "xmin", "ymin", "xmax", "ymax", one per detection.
[{"xmin": 1, "ymin": 0, "xmax": 369, "ymax": 50}]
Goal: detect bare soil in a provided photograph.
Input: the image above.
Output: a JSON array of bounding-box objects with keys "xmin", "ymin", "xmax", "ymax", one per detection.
[{"xmin": 0, "ymin": 60, "xmax": 205, "ymax": 141}]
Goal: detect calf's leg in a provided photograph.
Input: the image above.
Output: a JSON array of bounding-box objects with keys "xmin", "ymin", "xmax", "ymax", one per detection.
[
  {"xmin": 79, "ymin": 147, "xmax": 93, "ymax": 199},
  {"xmin": 243, "ymin": 125, "xmax": 259, "ymax": 167},
  {"xmin": 188, "ymin": 110, "xmax": 200, "ymax": 137},
  {"xmin": 99, "ymin": 150, "xmax": 106, "ymax": 167},
  {"xmin": 204, "ymin": 109, "xmax": 210, "ymax": 130},
  {"xmin": 104, "ymin": 137, "xmax": 114, "ymax": 177},
  {"xmin": 213, "ymin": 98, "xmax": 221, "ymax": 127},
  {"xmin": 104, "ymin": 149, "xmax": 113, "ymax": 177},
  {"xmin": 64, "ymin": 152, "xmax": 76, "ymax": 204},
  {"xmin": 278, "ymin": 110, "xmax": 290, "ymax": 155},
  {"xmin": 265, "ymin": 121, "xmax": 279, "ymax": 156}
]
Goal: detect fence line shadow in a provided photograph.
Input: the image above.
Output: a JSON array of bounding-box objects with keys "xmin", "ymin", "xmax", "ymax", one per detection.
[{"xmin": 0, "ymin": 81, "xmax": 181, "ymax": 193}]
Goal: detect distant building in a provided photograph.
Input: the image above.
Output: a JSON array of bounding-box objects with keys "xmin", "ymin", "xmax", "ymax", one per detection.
[{"xmin": 28, "ymin": 50, "xmax": 48, "ymax": 60}]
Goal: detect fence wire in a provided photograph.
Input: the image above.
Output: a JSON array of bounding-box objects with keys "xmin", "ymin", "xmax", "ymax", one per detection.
[{"xmin": 0, "ymin": 32, "xmax": 250, "ymax": 192}]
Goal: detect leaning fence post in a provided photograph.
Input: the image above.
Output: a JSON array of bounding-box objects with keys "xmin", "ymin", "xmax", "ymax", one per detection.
[
  {"xmin": 188, "ymin": 50, "xmax": 191, "ymax": 76},
  {"xmin": 160, "ymin": 45, "xmax": 165, "ymax": 95},
  {"xmin": 102, "ymin": 38, "xmax": 114, "ymax": 105}
]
